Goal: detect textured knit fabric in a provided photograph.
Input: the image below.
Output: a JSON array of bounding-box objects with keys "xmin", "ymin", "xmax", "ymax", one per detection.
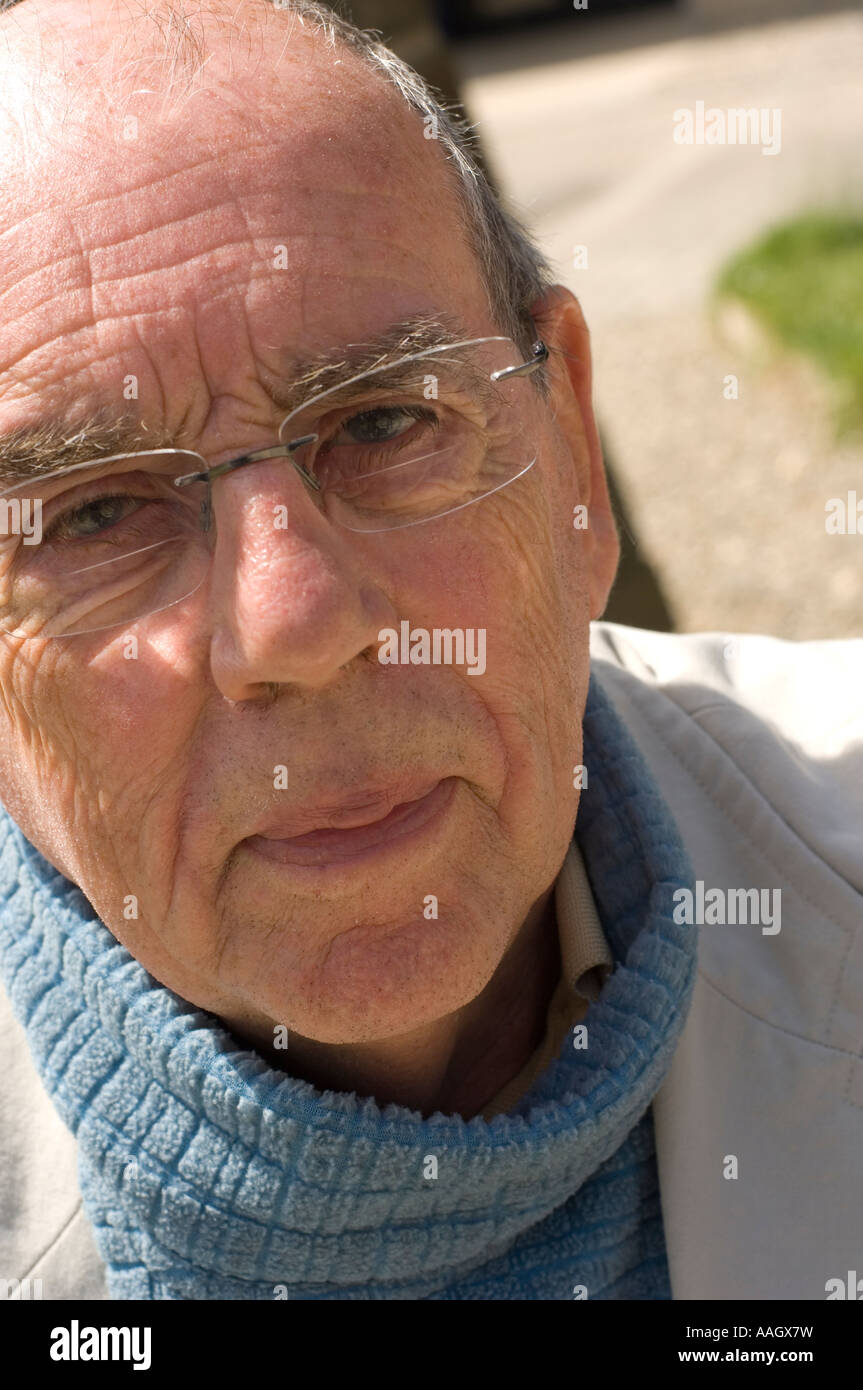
[{"xmin": 0, "ymin": 672, "xmax": 697, "ymax": 1300}]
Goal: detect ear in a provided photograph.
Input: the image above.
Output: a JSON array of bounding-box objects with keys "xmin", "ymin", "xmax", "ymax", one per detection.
[{"xmin": 529, "ymin": 283, "xmax": 620, "ymax": 621}]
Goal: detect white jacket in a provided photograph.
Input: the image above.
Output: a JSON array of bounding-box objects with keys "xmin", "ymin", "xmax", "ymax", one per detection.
[{"xmin": 2, "ymin": 621, "xmax": 861, "ymax": 1301}]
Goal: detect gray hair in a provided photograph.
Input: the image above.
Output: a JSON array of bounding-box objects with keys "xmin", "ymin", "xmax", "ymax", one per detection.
[{"xmin": 0, "ymin": 0, "xmax": 556, "ymax": 360}]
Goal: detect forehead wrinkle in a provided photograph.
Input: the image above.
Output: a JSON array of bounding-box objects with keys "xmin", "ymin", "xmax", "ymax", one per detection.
[
  {"xmin": 3, "ymin": 126, "xmax": 445, "ymax": 319},
  {"xmin": 1, "ymin": 1, "xmax": 465, "ymax": 229},
  {"xmin": 1, "ymin": 10, "xmax": 480, "ymax": 346}
]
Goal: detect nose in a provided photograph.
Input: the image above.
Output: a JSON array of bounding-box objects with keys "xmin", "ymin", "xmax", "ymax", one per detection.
[{"xmin": 206, "ymin": 459, "xmax": 396, "ymax": 701}]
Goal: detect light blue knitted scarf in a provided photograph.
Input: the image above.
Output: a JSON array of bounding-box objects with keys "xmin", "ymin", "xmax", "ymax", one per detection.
[{"xmin": 0, "ymin": 672, "xmax": 697, "ymax": 1300}]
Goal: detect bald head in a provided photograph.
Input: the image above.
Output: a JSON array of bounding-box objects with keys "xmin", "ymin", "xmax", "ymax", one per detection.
[
  {"xmin": 0, "ymin": 0, "xmax": 425, "ymax": 187},
  {"xmin": 0, "ymin": 0, "xmax": 242, "ymax": 148},
  {"xmin": 0, "ymin": 0, "xmax": 342, "ymax": 90}
]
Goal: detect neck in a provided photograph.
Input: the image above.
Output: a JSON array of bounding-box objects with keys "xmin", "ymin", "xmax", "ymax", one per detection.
[{"xmin": 239, "ymin": 889, "xmax": 560, "ymax": 1120}]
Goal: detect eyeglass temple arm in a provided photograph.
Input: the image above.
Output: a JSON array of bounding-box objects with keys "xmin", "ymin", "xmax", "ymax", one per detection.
[
  {"xmin": 490, "ymin": 339, "xmax": 549, "ymax": 382},
  {"xmin": 173, "ymin": 339, "xmax": 549, "ymax": 490}
]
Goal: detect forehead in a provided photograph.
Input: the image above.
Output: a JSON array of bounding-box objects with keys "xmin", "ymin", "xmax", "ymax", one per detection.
[{"xmin": 0, "ymin": 4, "xmax": 488, "ymax": 440}]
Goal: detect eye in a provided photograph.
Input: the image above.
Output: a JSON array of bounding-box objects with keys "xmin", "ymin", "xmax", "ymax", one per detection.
[
  {"xmin": 334, "ymin": 405, "xmax": 435, "ymax": 446},
  {"xmin": 45, "ymin": 493, "xmax": 142, "ymax": 542}
]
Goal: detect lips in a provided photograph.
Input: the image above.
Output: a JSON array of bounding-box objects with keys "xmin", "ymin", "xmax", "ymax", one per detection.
[{"xmin": 244, "ymin": 776, "xmax": 457, "ymax": 867}]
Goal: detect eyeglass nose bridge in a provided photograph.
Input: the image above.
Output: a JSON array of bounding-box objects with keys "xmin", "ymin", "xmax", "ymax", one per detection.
[{"xmin": 173, "ymin": 433, "xmax": 320, "ymax": 531}]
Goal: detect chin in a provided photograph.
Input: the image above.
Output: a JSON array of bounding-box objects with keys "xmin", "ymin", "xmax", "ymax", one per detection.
[{"xmin": 240, "ymin": 909, "xmax": 503, "ymax": 1047}]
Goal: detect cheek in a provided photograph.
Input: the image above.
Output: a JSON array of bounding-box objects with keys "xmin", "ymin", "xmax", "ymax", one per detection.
[
  {"xmin": 0, "ymin": 633, "xmax": 201, "ymax": 858},
  {"xmin": 408, "ymin": 473, "xmax": 586, "ymax": 662},
  {"xmin": 0, "ymin": 641, "xmax": 72, "ymax": 785},
  {"xmin": 384, "ymin": 469, "xmax": 588, "ymax": 690},
  {"xmin": 386, "ymin": 497, "xmax": 588, "ymax": 819},
  {"xmin": 69, "ymin": 640, "xmax": 204, "ymax": 813},
  {"xmin": 0, "ymin": 644, "xmax": 88, "ymax": 871}
]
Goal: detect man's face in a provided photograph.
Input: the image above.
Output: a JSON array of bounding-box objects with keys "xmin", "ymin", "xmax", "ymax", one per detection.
[{"xmin": 0, "ymin": 2, "xmax": 617, "ymax": 1047}]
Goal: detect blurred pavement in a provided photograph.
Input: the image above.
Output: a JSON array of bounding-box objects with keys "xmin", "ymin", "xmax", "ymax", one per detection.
[{"xmin": 455, "ymin": 3, "xmax": 863, "ymax": 638}]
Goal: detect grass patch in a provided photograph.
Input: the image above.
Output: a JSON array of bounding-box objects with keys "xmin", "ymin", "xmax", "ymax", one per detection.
[{"xmin": 715, "ymin": 212, "xmax": 863, "ymax": 432}]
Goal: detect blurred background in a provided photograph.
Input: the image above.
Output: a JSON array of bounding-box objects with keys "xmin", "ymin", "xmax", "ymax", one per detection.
[{"xmin": 344, "ymin": 0, "xmax": 863, "ymax": 638}]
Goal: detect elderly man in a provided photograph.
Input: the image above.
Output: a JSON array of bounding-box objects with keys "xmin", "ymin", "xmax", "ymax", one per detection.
[{"xmin": 0, "ymin": 0, "xmax": 860, "ymax": 1305}]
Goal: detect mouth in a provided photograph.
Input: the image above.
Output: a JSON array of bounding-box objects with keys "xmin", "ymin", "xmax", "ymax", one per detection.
[{"xmin": 243, "ymin": 776, "xmax": 458, "ymax": 868}]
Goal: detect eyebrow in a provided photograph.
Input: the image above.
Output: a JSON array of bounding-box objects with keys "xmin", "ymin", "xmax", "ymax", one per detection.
[{"xmin": 0, "ymin": 314, "xmax": 480, "ymax": 489}]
